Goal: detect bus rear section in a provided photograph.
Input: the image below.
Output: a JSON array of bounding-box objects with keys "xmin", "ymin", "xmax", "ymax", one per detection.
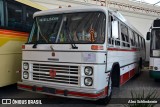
[{"xmin": 147, "ymin": 19, "xmax": 160, "ymax": 81}]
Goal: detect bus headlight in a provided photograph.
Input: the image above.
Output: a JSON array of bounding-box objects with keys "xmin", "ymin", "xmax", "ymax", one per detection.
[
  {"xmin": 154, "ymin": 66, "xmax": 158, "ymax": 70},
  {"xmin": 84, "ymin": 67, "xmax": 93, "ymax": 76},
  {"xmin": 23, "ymin": 71, "xmax": 29, "ymax": 79},
  {"xmin": 23, "ymin": 63, "xmax": 29, "ymax": 70},
  {"xmin": 84, "ymin": 77, "xmax": 93, "ymax": 86},
  {"xmin": 150, "ymin": 66, "xmax": 153, "ymax": 70}
]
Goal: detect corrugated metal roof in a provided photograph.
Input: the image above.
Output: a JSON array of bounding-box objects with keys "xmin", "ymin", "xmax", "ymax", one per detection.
[{"xmin": 131, "ymin": 0, "xmax": 160, "ymax": 6}]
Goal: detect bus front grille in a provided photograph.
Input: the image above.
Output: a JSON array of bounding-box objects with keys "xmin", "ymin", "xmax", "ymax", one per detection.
[{"xmin": 31, "ymin": 63, "xmax": 79, "ymax": 86}]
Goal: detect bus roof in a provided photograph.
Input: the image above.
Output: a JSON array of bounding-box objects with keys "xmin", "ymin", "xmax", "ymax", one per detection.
[
  {"xmin": 33, "ymin": 6, "xmax": 107, "ymax": 17},
  {"xmin": 33, "ymin": 6, "xmax": 144, "ymax": 38}
]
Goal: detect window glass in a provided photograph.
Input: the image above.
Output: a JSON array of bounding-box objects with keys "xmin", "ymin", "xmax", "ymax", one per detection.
[
  {"xmin": 7, "ymin": 2, "xmax": 23, "ymax": 30},
  {"xmin": 25, "ymin": 7, "xmax": 39, "ymax": 32},
  {"xmin": 108, "ymin": 14, "xmax": 112, "ymax": 44},
  {"xmin": 137, "ymin": 35, "xmax": 140, "ymax": 47},
  {"xmin": 121, "ymin": 23, "xmax": 130, "ymax": 47},
  {"xmin": 135, "ymin": 33, "xmax": 138, "ymax": 47},
  {"xmin": 143, "ymin": 39, "xmax": 146, "ymax": 49},
  {"xmin": 151, "ymin": 29, "xmax": 160, "ymax": 50},
  {"xmin": 138, "ymin": 36, "xmax": 141, "ymax": 48},
  {"xmin": 108, "ymin": 14, "xmax": 120, "ymax": 46},
  {"xmin": 129, "ymin": 29, "xmax": 135, "ymax": 46},
  {"xmin": 141, "ymin": 37, "xmax": 143, "ymax": 48},
  {"xmin": 28, "ymin": 12, "xmax": 106, "ymax": 44},
  {"xmin": 0, "ymin": 0, "xmax": 4, "ymax": 26}
]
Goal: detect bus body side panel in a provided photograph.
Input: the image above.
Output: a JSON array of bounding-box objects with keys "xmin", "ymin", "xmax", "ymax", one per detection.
[
  {"xmin": 0, "ymin": 29, "xmax": 28, "ymax": 87},
  {"xmin": 107, "ymin": 48, "xmax": 140, "ymax": 86},
  {"xmin": 149, "ymin": 57, "xmax": 160, "ymax": 79}
]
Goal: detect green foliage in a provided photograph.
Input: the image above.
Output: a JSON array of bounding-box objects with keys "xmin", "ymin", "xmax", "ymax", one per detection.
[{"xmin": 124, "ymin": 90, "xmax": 158, "ymax": 107}]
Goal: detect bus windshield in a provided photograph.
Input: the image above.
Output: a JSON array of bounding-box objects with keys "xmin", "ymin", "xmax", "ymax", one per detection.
[
  {"xmin": 151, "ymin": 29, "xmax": 160, "ymax": 50},
  {"xmin": 28, "ymin": 12, "xmax": 106, "ymax": 44}
]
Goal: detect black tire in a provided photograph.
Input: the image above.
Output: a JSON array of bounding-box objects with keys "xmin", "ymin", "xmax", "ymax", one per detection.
[
  {"xmin": 96, "ymin": 76, "xmax": 112, "ymax": 105},
  {"xmin": 155, "ymin": 79, "xmax": 160, "ymax": 82},
  {"xmin": 136, "ymin": 61, "xmax": 142, "ymax": 76}
]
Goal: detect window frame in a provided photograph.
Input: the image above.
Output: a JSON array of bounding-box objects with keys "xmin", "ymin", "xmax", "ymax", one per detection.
[
  {"xmin": 120, "ymin": 22, "xmax": 130, "ymax": 48},
  {"xmin": 0, "ymin": 0, "xmax": 39, "ymax": 32},
  {"xmin": 108, "ymin": 13, "xmax": 121, "ymax": 47},
  {"xmin": 0, "ymin": 0, "xmax": 5, "ymax": 27}
]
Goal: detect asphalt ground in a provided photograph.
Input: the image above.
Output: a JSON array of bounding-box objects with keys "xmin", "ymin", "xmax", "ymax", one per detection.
[{"xmin": 0, "ymin": 67, "xmax": 160, "ymax": 107}]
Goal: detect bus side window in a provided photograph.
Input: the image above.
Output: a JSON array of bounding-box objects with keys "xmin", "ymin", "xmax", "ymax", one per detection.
[
  {"xmin": 0, "ymin": 0, "xmax": 4, "ymax": 26},
  {"xmin": 135, "ymin": 33, "xmax": 138, "ymax": 47},
  {"xmin": 144, "ymin": 39, "xmax": 146, "ymax": 49},
  {"xmin": 141, "ymin": 37, "xmax": 143, "ymax": 49},
  {"xmin": 6, "ymin": 0, "xmax": 39, "ymax": 32},
  {"xmin": 137, "ymin": 34, "xmax": 140, "ymax": 47},
  {"xmin": 129, "ymin": 29, "xmax": 135, "ymax": 47},
  {"xmin": 138, "ymin": 36, "xmax": 141, "ymax": 48},
  {"xmin": 120, "ymin": 23, "xmax": 130, "ymax": 48},
  {"xmin": 114, "ymin": 18, "xmax": 120, "ymax": 46},
  {"xmin": 25, "ymin": 6, "xmax": 39, "ymax": 32},
  {"xmin": 108, "ymin": 14, "xmax": 113, "ymax": 45},
  {"xmin": 142, "ymin": 38, "xmax": 144, "ymax": 49},
  {"xmin": 7, "ymin": 1, "xmax": 23, "ymax": 30},
  {"xmin": 140, "ymin": 37, "xmax": 143, "ymax": 49},
  {"xmin": 132, "ymin": 32, "xmax": 136, "ymax": 46},
  {"xmin": 108, "ymin": 13, "xmax": 120, "ymax": 47}
]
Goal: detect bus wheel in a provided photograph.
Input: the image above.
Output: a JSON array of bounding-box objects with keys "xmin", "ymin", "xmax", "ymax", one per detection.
[
  {"xmin": 155, "ymin": 79, "xmax": 160, "ymax": 82},
  {"xmin": 96, "ymin": 76, "xmax": 112, "ymax": 105},
  {"xmin": 136, "ymin": 61, "xmax": 142, "ymax": 76}
]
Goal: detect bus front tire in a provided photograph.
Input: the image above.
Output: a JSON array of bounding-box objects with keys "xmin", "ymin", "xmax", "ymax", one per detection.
[
  {"xmin": 155, "ymin": 79, "xmax": 160, "ymax": 82},
  {"xmin": 96, "ymin": 76, "xmax": 112, "ymax": 105},
  {"xmin": 136, "ymin": 61, "xmax": 142, "ymax": 76}
]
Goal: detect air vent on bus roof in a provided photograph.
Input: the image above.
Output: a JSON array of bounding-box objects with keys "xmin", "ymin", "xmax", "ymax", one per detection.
[{"xmin": 153, "ymin": 19, "xmax": 160, "ymax": 27}]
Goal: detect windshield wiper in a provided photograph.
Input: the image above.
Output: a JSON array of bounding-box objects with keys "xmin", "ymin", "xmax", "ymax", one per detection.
[
  {"xmin": 65, "ymin": 18, "xmax": 78, "ymax": 49},
  {"xmin": 67, "ymin": 31, "xmax": 78, "ymax": 49},
  {"xmin": 32, "ymin": 41, "xmax": 39, "ymax": 48},
  {"xmin": 71, "ymin": 43, "xmax": 78, "ymax": 49}
]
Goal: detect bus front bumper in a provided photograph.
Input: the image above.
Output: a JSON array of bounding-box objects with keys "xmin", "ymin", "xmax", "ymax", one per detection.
[
  {"xmin": 17, "ymin": 81, "xmax": 107, "ymax": 100},
  {"xmin": 149, "ymin": 70, "xmax": 160, "ymax": 79}
]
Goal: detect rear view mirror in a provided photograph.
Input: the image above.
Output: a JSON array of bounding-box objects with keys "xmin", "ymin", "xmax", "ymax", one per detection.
[
  {"xmin": 112, "ymin": 21, "xmax": 119, "ymax": 38},
  {"xmin": 146, "ymin": 32, "xmax": 150, "ymax": 40}
]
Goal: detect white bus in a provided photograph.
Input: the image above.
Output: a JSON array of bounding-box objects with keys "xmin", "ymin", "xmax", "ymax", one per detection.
[
  {"xmin": 18, "ymin": 6, "xmax": 146, "ymax": 104},
  {"xmin": 147, "ymin": 19, "xmax": 160, "ymax": 82}
]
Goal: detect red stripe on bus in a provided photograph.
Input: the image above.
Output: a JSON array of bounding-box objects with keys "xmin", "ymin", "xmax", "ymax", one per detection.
[
  {"xmin": 120, "ymin": 72, "xmax": 130, "ymax": 85},
  {"xmin": 130, "ymin": 69, "xmax": 135, "ymax": 78},
  {"xmin": 18, "ymin": 84, "xmax": 32, "ymax": 90},
  {"xmin": 18, "ymin": 84, "xmax": 107, "ymax": 98},
  {"xmin": 0, "ymin": 29, "xmax": 28, "ymax": 34},
  {"xmin": 0, "ymin": 29, "xmax": 28, "ymax": 37},
  {"xmin": 120, "ymin": 68, "xmax": 136, "ymax": 85},
  {"xmin": 108, "ymin": 48, "xmax": 137, "ymax": 52}
]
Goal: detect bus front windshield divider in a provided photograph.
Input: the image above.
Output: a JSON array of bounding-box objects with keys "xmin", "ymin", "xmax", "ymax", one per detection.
[{"xmin": 36, "ymin": 18, "xmax": 48, "ymax": 43}]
